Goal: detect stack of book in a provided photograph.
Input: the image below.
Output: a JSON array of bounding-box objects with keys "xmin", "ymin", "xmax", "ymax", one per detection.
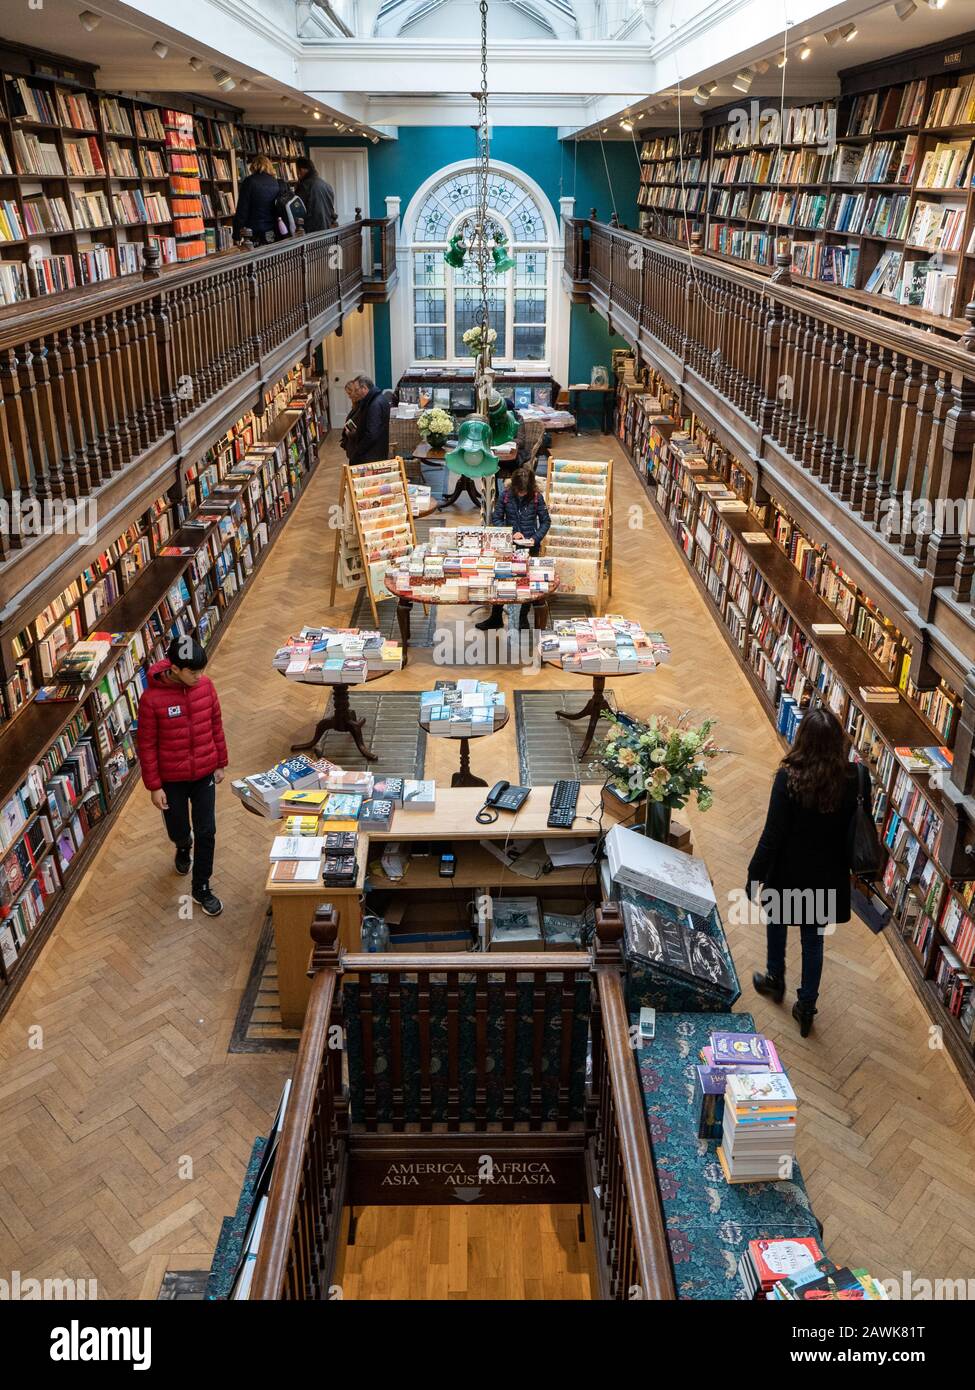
[
  {"xmin": 230, "ymin": 754, "xmax": 339, "ymax": 817},
  {"xmin": 719, "ymin": 1070, "xmax": 798, "ymax": 1183},
  {"xmin": 53, "ymin": 639, "xmax": 112, "ymax": 689},
  {"xmin": 767, "ymin": 1258, "xmax": 889, "ymax": 1300},
  {"xmin": 272, "ymin": 626, "xmax": 403, "ymax": 683},
  {"xmin": 387, "ymin": 530, "xmax": 556, "ymax": 604},
  {"xmin": 695, "ymin": 1029, "xmax": 783, "ymax": 1138},
  {"xmin": 538, "ymin": 616, "xmax": 670, "ymax": 675},
  {"xmin": 420, "ymin": 680, "xmax": 506, "ymax": 736},
  {"xmin": 737, "ymin": 1237, "xmax": 824, "ymax": 1299}
]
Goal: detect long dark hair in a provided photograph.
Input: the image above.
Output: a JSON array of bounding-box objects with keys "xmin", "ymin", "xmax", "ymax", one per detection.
[
  {"xmin": 510, "ymin": 466, "xmax": 537, "ymax": 498},
  {"xmin": 781, "ymin": 706, "xmax": 849, "ymax": 812}
]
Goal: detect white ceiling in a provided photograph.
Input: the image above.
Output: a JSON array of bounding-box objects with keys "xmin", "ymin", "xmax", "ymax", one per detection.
[{"xmin": 0, "ymin": 0, "xmax": 973, "ymax": 139}]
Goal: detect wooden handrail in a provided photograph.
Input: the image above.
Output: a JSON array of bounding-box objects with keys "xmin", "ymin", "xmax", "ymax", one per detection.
[
  {"xmin": 341, "ymin": 950, "xmax": 592, "ymax": 973},
  {"xmin": 249, "ymin": 965, "xmax": 339, "ymax": 1301},
  {"xmin": 593, "ymin": 968, "xmax": 676, "ymax": 1301}
]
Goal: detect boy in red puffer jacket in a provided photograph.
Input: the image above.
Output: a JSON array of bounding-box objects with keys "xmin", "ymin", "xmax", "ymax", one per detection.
[{"xmin": 136, "ymin": 636, "xmax": 229, "ymax": 917}]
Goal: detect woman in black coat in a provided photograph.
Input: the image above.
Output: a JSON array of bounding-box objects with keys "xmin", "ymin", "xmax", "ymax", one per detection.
[
  {"xmin": 232, "ymin": 155, "xmax": 283, "ymax": 244},
  {"xmin": 747, "ymin": 707, "xmax": 865, "ymax": 1037}
]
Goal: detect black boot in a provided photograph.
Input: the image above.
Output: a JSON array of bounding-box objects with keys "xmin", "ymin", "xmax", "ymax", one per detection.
[
  {"xmin": 475, "ymin": 607, "xmax": 504, "ymax": 631},
  {"xmin": 792, "ymin": 1001, "xmax": 816, "ymax": 1038},
  {"xmin": 752, "ymin": 971, "xmax": 785, "ymax": 1004}
]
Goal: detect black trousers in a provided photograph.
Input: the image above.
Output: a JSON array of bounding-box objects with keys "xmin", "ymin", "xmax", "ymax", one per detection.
[{"xmin": 161, "ymin": 774, "xmax": 216, "ymax": 894}]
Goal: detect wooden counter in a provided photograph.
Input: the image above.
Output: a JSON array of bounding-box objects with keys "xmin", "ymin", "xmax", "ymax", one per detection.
[{"xmin": 265, "ymin": 784, "xmax": 605, "ymax": 1027}]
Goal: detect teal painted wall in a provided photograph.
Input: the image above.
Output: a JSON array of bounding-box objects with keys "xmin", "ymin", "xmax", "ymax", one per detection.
[
  {"xmin": 309, "ymin": 129, "xmax": 639, "ymax": 393},
  {"xmin": 568, "ymin": 304, "xmax": 630, "ymax": 430}
]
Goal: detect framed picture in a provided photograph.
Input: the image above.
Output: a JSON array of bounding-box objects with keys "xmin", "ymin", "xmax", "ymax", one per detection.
[
  {"xmin": 451, "ymin": 386, "xmax": 475, "ymax": 412},
  {"xmin": 590, "ymin": 364, "xmax": 609, "ymax": 388},
  {"xmin": 433, "ymin": 387, "xmax": 451, "ymax": 407},
  {"xmin": 533, "ymin": 384, "xmax": 552, "ymax": 407}
]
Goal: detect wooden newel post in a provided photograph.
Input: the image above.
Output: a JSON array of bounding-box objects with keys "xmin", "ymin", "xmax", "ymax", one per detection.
[
  {"xmin": 308, "ymin": 904, "xmax": 340, "ymax": 976},
  {"xmin": 593, "ymin": 902, "xmax": 625, "ymax": 967}
]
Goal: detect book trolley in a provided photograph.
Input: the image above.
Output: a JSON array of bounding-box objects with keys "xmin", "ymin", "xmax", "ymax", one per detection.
[
  {"xmin": 542, "ymin": 458, "xmax": 613, "ymax": 613},
  {"xmin": 329, "ymin": 458, "xmax": 418, "ymax": 625}
]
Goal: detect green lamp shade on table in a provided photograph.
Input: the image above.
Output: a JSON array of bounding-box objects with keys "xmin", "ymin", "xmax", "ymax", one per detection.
[{"xmin": 444, "ymin": 417, "xmax": 500, "ymax": 478}]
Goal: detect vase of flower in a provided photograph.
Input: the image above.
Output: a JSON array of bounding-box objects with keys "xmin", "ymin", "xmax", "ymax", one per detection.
[
  {"xmin": 417, "ymin": 406, "xmax": 455, "ymax": 453},
  {"xmin": 645, "ymin": 799, "xmax": 673, "ymax": 844},
  {"xmin": 461, "ymin": 325, "xmax": 498, "ymax": 359},
  {"xmin": 595, "ymin": 710, "xmax": 725, "ymax": 839}
]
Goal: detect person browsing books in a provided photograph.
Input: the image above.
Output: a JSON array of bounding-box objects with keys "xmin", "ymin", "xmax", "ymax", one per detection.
[
  {"xmin": 476, "ymin": 467, "xmax": 551, "ymax": 632},
  {"xmin": 340, "ymin": 376, "xmax": 391, "ymax": 465},
  {"xmin": 746, "ymin": 707, "xmax": 866, "ymax": 1037},
  {"xmin": 136, "ymin": 636, "xmax": 228, "ymax": 918}
]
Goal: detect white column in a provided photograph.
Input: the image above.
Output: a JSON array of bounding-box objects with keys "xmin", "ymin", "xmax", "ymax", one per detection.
[
  {"xmin": 385, "ymin": 194, "xmax": 401, "ymax": 232},
  {"xmin": 559, "ymin": 195, "xmax": 576, "ymax": 229}
]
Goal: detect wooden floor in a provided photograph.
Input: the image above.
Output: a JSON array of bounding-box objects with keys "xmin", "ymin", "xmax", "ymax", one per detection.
[
  {"xmin": 0, "ymin": 429, "xmax": 973, "ymax": 1299},
  {"xmin": 334, "ymin": 1204, "xmax": 597, "ymax": 1300}
]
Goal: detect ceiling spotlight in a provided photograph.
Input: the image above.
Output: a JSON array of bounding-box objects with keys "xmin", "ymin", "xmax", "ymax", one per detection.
[
  {"xmin": 754, "ymin": 59, "xmax": 771, "ymax": 74},
  {"xmin": 693, "ymin": 81, "xmax": 717, "ymax": 106},
  {"xmin": 313, "ymin": 110, "xmax": 321, "ymax": 119},
  {"xmin": 799, "ymin": 41, "xmax": 813, "ymax": 59},
  {"xmin": 732, "ymin": 69, "xmax": 753, "ymax": 93},
  {"xmin": 370, "ymin": 135, "xmax": 379, "ymax": 145},
  {"xmin": 824, "ymin": 28, "xmax": 842, "ymax": 44},
  {"xmin": 776, "ymin": 52, "xmax": 789, "ymax": 68},
  {"xmin": 894, "ymin": 0, "xmax": 917, "ymax": 12},
  {"xmin": 301, "ymin": 105, "xmax": 310, "ymax": 114},
  {"xmin": 152, "ymin": 40, "xmax": 168, "ymax": 59},
  {"xmin": 211, "ymin": 68, "xmax": 236, "ymax": 91},
  {"xmin": 841, "ymin": 21, "xmax": 858, "ymax": 40},
  {"xmin": 239, "ymin": 78, "xmax": 252, "ymax": 91},
  {"xmin": 78, "ymin": 9, "xmax": 100, "ymax": 30},
  {"xmin": 188, "ymin": 56, "xmax": 203, "ymax": 71},
  {"xmin": 620, "ymin": 118, "xmax": 633, "ymax": 131}
]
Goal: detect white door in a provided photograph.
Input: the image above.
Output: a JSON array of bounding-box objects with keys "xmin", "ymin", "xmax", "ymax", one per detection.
[{"xmin": 312, "ymin": 148, "xmax": 376, "ymax": 424}]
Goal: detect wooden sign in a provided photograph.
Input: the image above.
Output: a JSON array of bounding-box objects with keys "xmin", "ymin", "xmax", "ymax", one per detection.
[{"xmin": 349, "ymin": 1140, "xmax": 586, "ymax": 1205}]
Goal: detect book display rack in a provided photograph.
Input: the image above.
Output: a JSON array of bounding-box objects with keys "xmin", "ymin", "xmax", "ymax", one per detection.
[
  {"xmin": 0, "ymin": 364, "xmax": 328, "ymax": 1017},
  {"xmin": 615, "ymin": 370, "xmax": 975, "ymax": 1095},
  {"xmin": 542, "ymin": 457, "xmax": 613, "ymax": 610},
  {"xmin": 330, "ymin": 458, "xmax": 418, "ymax": 623},
  {"xmin": 0, "ymin": 43, "xmax": 309, "ymax": 303},
  {"xmin": 636, "ymin": 33, "xmax": 975, "ymax": 326}
]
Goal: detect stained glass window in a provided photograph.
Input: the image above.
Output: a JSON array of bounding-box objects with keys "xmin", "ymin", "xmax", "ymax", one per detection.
[{"xmin": 411, "ymin": 168, "xmax": 550, "ymax": 364}]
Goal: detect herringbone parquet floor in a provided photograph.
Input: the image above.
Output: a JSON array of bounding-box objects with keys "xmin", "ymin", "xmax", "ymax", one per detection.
[{"xmin": 0, "ymin": 430, "xmax": 973, "ymax": 1300}]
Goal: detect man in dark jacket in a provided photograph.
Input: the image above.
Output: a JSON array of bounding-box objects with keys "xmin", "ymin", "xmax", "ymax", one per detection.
[
  {"xmin": 294, "ymin": 157, "xmax": 337, "ymax": 232},
  {"xmin": 136, "ymin": 636, "xmax": 228, "ymax": 917},
  {"xmin": 341, "ymin": 376, "xmax": 391, "ymax": 465}
]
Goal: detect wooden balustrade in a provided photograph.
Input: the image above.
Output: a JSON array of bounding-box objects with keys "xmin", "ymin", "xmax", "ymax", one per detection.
[
  {"xmin": 0, "ymin": 219, "xmax": 395, "ymax": 587},
  {"xmin": 250, "ymin": 922, "xmax": 678, "ymax": 1300},
  {"xmin": 250, "ymin": 914, "xmax": 346, "ymax": 1302},
  {"xmin": 564, "ymin": 216, "xmax": 975, "ymax": 703}
]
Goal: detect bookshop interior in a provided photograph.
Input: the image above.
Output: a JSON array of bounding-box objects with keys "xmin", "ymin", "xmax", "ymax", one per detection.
[{"xmin": 5, "ymin": 0, "xmax": 975, "ymax": 1327}]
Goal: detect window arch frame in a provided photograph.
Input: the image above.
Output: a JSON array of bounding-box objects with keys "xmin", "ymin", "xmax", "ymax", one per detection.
[{"xmin": 405, "ymin": 162, "xmax": 557, "ymax": 372}]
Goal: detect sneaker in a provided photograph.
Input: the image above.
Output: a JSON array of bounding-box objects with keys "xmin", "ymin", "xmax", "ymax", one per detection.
[
  {"xmin": 174, "ymin": 845, "xmax": 192, "ymax": 876},
  {"xmin": 193, "ymin": 884, "xmax": 223, "ymax": 917}
]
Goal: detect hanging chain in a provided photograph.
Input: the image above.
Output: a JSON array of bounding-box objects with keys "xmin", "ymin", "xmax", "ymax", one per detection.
[{"xmin": 476, "ymin": 0, "xmax": 490, "ymax": 339}]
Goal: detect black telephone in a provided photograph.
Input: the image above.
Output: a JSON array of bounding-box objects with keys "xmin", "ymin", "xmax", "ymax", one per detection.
[{"xmin": 476, "ymin": 781, "xmax": 531, "ymax": 824}]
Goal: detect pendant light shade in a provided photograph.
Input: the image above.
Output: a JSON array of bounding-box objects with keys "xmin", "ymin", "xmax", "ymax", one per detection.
[
  {"xmin": 444, "ymin": 233, "xmax": 467, "ymax": 269},
  {"xmin": 444, "ymin": 417, "xmax": 500, "ymax": 478}
]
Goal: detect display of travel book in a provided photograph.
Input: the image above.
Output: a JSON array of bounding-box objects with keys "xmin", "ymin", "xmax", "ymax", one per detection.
[
  {"xmin": 542, "ymin": 458, "xmax": 613, "ymax": 610},
  {"xmin": 620, "ymin": 884, "xmax": 740, "ymax": 1012},
  {"xmin": 329, "ymin": 457, "xmax": 418, "ymax": 621}
]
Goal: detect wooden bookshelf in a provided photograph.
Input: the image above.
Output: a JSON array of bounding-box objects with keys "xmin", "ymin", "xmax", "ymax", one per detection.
[
  {"xmin": 0, "ymin": 41, "xmax": 311, "ymax": 302},
  {"xmin": 0, "ymin": 367, "xmax": 328, "ymax": 1016},
  {"xmin": 615, "ymin": 368, "xmax": 975, "ymax": 1095},
  {"xmin": 635, "ymin": 30, "xmax": 975, "ymax": 326}
]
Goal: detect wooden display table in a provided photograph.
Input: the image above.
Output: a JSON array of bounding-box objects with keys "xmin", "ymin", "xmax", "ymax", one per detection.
[
  {"xmin": 385, "ymin": 571, "xmax": 559, "ymax": 665},
  {"xmin": 265, "ymin": 783, "xmax": 605, "ymax": 1027},
  {"xmin": 280, "ymin": 666, "xmax": 389, "ymax": 761},
  {"xmin": 543, "ymin": 660, "xmax": 651, "ymax": 760},
  {"xmin": 418, "ymin": 706, "xmax": 510, "ymax": 788}
]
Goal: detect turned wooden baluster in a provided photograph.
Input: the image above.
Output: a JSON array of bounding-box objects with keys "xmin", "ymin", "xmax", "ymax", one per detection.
[
  {"xmin": 93, "ymin": 314, "xmax": 124, "ymax": 472},
  {"xmin": 923, "ymin": 369, "xmax": 975, "ymax": 603},
  {"xmin": 70, "ymin": 322, "xmax": 108, "ymax": 488},
  {"xmin": 869, "ymin": 350, "xmax": 906, "ymax": 532},
  {"xmin": 827, "ymin": 330, "xmax": 856, "ymax": 495},
  {"xmin": 802, "ymin": 316, "xmax": 828, "ymax": 473},
  {"xmin": 44, "ymin": 332, "xmax": 81, "ymax": 500},
  {"xmin": 147, "ymin": 291, "xmax": 179, "ymax": 435},
  {"xmin": 898, "ymin": 362, "xmax": 936, "ymax": 556},
  {"xmin": 848, "ymin": 336, "xmax": 881, "ymax": 512},
  {"xmin": 0, "ymin": 348, "xmax": 31, "ymax": 550},
  {"xmin": 915, "ymin": 370, "xmax": 951, "ymax": 572},
  {"xmin": 122, "ymin": 302, "xmax": 151, "ymax": 454},
  {"xmin": 18, "ymin": 340, "xmax": 60, "ymax": 506}
]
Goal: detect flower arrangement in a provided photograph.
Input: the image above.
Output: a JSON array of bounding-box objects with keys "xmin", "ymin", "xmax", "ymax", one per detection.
[
  {"xmin": 597, "ymin": 709, "xmax": 724, "ymax": 839},
  {"xmin": 417, "ymin": 407, "xmax": 455, "ymax": 450},
  {"xmin": 462, "ymin": 325, "xmax": 498, "ymax": 357}
]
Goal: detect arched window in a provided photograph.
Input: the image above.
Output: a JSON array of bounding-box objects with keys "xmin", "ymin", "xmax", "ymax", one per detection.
[{"xmin": 410, "ymin": 169, "xmax": 550, "ymax": 366}]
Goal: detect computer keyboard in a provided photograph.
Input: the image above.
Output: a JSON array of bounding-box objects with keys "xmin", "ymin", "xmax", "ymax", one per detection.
[{"xmin": 547, "ymin": 779, "xmax": 581, "ymax": 829}]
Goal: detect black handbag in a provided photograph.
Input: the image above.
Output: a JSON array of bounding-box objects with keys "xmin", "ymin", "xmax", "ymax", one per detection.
[{"xmin": 849, "ymin": 762, "xmax": 883, "ymax": 877}]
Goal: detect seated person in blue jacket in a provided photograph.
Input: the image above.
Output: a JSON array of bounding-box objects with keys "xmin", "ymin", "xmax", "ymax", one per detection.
[{"xmin": 476, "ymin": 467, "xmax": 551, "ymax": 632}]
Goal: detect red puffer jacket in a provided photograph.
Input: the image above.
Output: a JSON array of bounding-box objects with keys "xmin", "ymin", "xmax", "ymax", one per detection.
[{"xmin": 136, "ymin": 660, "xmax": 229, "ymax": 791}]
